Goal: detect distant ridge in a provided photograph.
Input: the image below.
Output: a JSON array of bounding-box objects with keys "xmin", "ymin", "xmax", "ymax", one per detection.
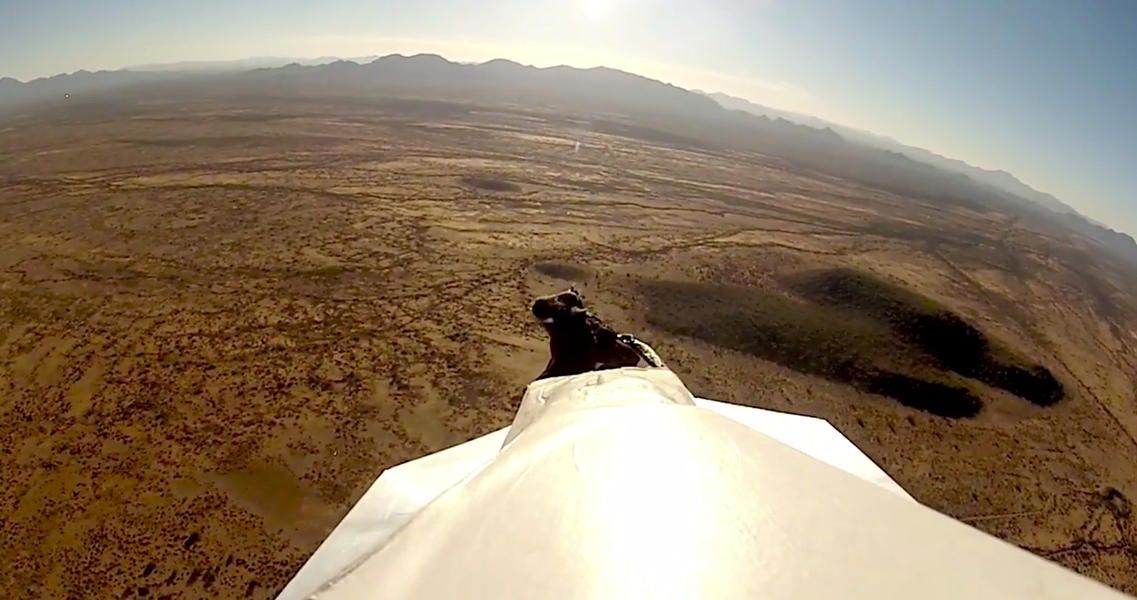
[
  {"xmin": 702, "ymin": 91, "xmax": 1078, "ymax": 216},
  {"xmin": 241, "ymin": 53, "xmax": 724, "ymax": 118},
  {"xmin": 2, "ymin": 52, "xmax": 1132, "ymax": 263},
  {"xmin": 699, "ymin": 90, "xmax": 1137, "ymax": 261}
]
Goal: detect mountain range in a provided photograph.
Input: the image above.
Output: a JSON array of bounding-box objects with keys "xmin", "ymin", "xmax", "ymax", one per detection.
[
  {"xmin": 1, "ymin": 53, "xmax": 1132, "ymax": 261},
  {"xmin": 124, "ymin": 56, "xmax": 382, "ymax": 73},
  {"xmin": 701, "ymin": 91, "xmax": 1077, "ymax": 216}
]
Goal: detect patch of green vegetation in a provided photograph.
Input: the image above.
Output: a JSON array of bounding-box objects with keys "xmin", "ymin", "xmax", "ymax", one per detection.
[
  {"xmin": 0, "ymin": 289, "xmax": 97, "ymax": 325},
  {"xmin": 295, "ymin": 264, "xmax": 357, "ymax": 281},
  {"xmin": 461, "ymin": 175, "xmax": 521, "ymax": 193},
  {"xmin": 0, "ymin": 290, "xmax": 40, "ymax": 322}
]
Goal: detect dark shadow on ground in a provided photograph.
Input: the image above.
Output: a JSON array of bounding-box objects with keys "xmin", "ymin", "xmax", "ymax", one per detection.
[
  {"xmin": 784, "ymin": 269, "xmax": 1063, "ymax": 406},
  {"xmin": 638, "ymin": 270, "xmax": 1065, "ymax": 417},
  {"xmin": 637, "ymin": 279, "xmax": 984, "ymax": 418},
  {"xmin": 532, "ymin": 261, "xmax": 590, "ymax": 282}
]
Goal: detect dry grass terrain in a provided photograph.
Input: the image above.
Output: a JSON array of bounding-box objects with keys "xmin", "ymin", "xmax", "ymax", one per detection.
[{"xmin": 2, "ymin": 93, "xmax": 1137, "ymax": 598}]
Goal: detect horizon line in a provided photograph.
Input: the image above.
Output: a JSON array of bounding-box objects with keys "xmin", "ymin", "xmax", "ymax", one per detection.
[{"xmin": 0, "ymin": 49, "xmax": 1093, "ymax": 229}]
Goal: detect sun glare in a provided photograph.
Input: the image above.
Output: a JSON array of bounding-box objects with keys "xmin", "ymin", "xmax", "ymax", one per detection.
[{"xmin": 579, "ymin": 0, "xmax": 612, "ymax": 20}]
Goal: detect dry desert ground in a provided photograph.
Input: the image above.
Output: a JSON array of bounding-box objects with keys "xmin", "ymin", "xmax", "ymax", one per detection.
[{"xmin": 2, "ymin": 93, "xmax": 1136, "ymax": 597}]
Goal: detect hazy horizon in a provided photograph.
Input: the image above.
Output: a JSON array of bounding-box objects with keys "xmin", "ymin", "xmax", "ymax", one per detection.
[{"xmin": 2, "ymin": 1, "xmax": 1134, "ymax": 235}]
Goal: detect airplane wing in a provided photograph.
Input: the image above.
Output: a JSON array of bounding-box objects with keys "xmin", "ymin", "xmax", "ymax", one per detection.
[{"xmin": 278, "ymin": 368, "xmax": 1127, "ymax": 600}]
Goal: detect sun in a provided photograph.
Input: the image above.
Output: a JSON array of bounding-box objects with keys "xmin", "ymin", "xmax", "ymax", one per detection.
[{"xmin": 578, "ymin": 0, "xmax": 612, "ymax": 20}]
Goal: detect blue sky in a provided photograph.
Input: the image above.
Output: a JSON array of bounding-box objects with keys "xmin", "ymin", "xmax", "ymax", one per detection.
[{"xmin": 2, "ymin": 0, "xmax": 1134, "ymax": 233}]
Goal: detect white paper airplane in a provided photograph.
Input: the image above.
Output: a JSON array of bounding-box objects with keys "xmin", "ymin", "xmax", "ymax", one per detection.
[{"xmin": 279, "ymin": 367, "xmax": 1128, "ymax": 600}]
